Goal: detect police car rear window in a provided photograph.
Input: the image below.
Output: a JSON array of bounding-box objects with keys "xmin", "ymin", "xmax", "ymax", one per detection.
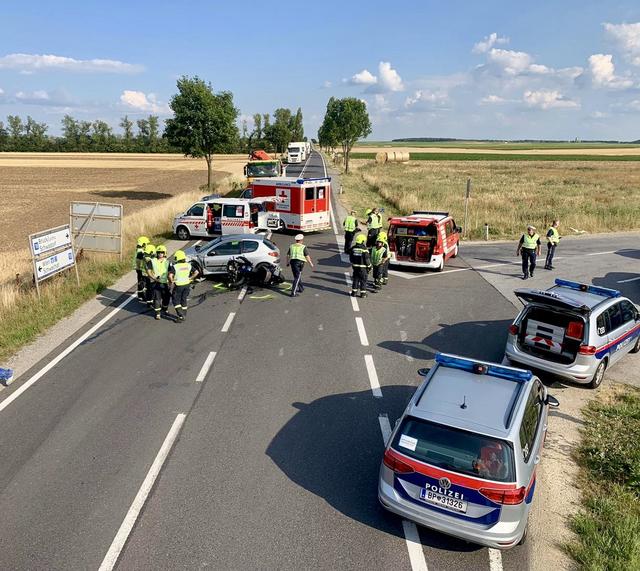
[
  {"xmin": 263, "ymin": 239, "xmax": 277, "ymax": 251},
  {"xmin": 392, "ymin": 417, "xmax": 516, "ymax": 483}
]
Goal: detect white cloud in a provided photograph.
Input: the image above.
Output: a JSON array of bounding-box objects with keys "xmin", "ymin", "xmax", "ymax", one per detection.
[
  {"xmin": 322, "ymin": 80, "xmax": 332, "ymax": 88},
  {"xmin": 0, "ymin": 53, "xmax": 143, "ymax": 73},
  {"xmin": 585, "ymin": 53, "xmax": 634, "ymax": 89},
  {"xmin": 0, "ymin": 87, "xmax": 4, "ymax": 95},
  {"xmin": 603, "ymin": 22, "xmax": 640, "ymax": 66},
  {"xmin": 15, "ymin": 89, "xmax": 50, "ymax": 101},
  {"xmin": 349, "ymin": 69, "xmax": 377, "ymax": 85},
  {"xmin": 523, "ymin": 90, "xmax": 579, "ymax": 110},
  {"xmin": 371, "ymin": 94, "xmax": 392, "ymax": 113},
  {"xmin": 404, "ymin": 90, "xmax": 449, "ymax": 109},
  {"xmin": 472, "ymin": 33, "xmax": 509, "ymax": 54},
  {"xmin": 486, "ymin": 48, "xmax": 533, "ymax": 76},
  {"xmin": 377, "ymin": 61, "xmax": 404, "ymax": 92},
  {"xmin": 480, "ymin": 94, "xmax": 508, "ymax": 105},
  {"xmin": 120, "ymin": 90, "xmax": 170, "ymax": 114},
  {"xmin": 626, "ymin": 99, "xmax": 640, "ymax": 111}
]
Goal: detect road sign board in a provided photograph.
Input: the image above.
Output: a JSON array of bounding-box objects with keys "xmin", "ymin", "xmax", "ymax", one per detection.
[
  {"xmin": 29, "ymin": 225, "xmax": 72, "ymax": 257},
  {"xmin": 35, "ymin": 247, "xmax": 75, "ymax": 281},
  {"xmin": 70, "ymin": 201, "xmax": 123, "ymax": 257}
]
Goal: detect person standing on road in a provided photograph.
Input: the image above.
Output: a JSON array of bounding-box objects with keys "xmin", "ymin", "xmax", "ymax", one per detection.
[
  {"xmin": 371, "ymin": 237, "xmax": 390, "ymax": 290},
  {"xmin": 544, "ymin": 219, "xmax": 561, "ymax": 270},
  {"xmin": 378, "ymin": 230, "xmax": 390, "ymax": 285},
  {"xmin": 147, "ymin": 244, "xmax": 171, "ymax": 320},
  {"xmin": 134, "ymin": 236, "xmax": 149, "ymax": 302},
  {"xmin": 516, "ymin": 225, "xmax": 541, "ymax": 280},
  {"xmin": 343, "ymin": 210, "xmax": 358, "ymax": 253},
  {"xmin": 363, "ymin": 207, "xmax": 383, "ymax": 248},
  {"xmin": 168, "ymin": 250, "xmax": 199, "ymax": 322},
  {"xmin": 350, "ymin": 234, "xmax": 371, "ymax": 298},
  {"xmin": 143, "ymin": 243, "xmax": 156, "ymax": 307},
  {"xmin": 286, "ymin": 234, "xmax": 314, "ymax": 297}
]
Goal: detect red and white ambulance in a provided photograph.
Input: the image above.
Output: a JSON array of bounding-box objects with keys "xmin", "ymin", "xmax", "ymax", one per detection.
[
  {"xmin": 387, "ymin": 211, "xmax": 461, "ymax": 271},
  {"xmin": 243, "ymin": 176, "xmax": 332, "ymax": 232}
]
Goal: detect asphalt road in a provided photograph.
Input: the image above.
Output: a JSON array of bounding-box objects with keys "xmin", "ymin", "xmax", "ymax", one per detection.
[{"xmin": 0, "ymin": 149, "xmax": 637, "ymax": 570}]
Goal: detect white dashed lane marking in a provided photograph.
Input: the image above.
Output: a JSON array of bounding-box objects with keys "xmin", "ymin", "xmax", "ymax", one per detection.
[
  {"xmin": 195, "ymin": 352, "xmax": 216, "ymax": 383},
  {"xmin": 364, "ymin": 355, "xmax": 382, "ymax": 397},
  {"xmin": 355, "ymin": 317, "xmax": 369, "ymax": 346},
  {"xmin": 221, "ymin": 312, "xmax": 235, "ymax": 332}
]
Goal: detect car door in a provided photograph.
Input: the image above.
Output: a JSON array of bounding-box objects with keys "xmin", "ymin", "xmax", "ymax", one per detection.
[
  {"xmin": 518, "ymin": 380, "xmax": 545, "ymax": 489},
  {"xmin": 604, "ymin": 302, "xmax": 635, "ymax": 364},
  {"xmin": 204, "ymin": 239, "xmax": 242, "ymax": 274},
  {"xmin": 613, "ymin": 300, "xmax": 640, "ymax": 360},
  {"xmin": 241, "ymin": 239, "xmax": 261, "ymax": 265}
]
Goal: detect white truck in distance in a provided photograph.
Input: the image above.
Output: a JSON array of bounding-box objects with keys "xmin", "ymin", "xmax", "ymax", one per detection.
[{"xmin": 287, "ymin": 142, "xmax": 306, "ymax": 164}]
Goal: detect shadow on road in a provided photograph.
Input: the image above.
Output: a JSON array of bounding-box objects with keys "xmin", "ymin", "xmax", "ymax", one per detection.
[
  {"xmin": 266, "ymin": 386, "xmax": 482, "ymax": 552},
  {"xmin": 593, "ymin": 271, "xmax": 640, "ymax": 304}
]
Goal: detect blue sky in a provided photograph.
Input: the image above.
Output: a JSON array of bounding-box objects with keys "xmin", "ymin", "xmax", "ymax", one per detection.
[{"xmin": 1, "ymin": 1, "xmax": 640, "ymax": 140}]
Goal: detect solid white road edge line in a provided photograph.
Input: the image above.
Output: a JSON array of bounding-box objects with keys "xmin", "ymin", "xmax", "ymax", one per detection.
[
  {"xmin": 195, "ymin": 352, "xmax": 216, "ymax": 383},
  {"xmin": 376, "ymin": 415, "xmax": 429, "ymax": 571},
  {"xmin": 355, "ymin": 317, "xmax": 369, "ymax": 346},
  {"xmin": 221, "ymin": 312, "xmax": 236, "ymax": 332},
  {"xmin": 0, "ymin": 293, "xmax": 136, "ymax": 414},
  {"xmin": 299, "ymin": 150, "xmax": 312, "ymax": 178},
  {"xmin": 344, "ymin": 272, "xmax": 360, "ymax": 312},
  {"xmin": 488, "ymin": 548, "xmax": 504, "ymax": 571},
  {"xmin": 618, "ymin": 276, "xmax": 640, "ymax": 283},
  {"xmin": 237, "ymin": 285, "xmax": 248, "ymax": 301},
  {"xmin": 364, "ymin": 355, "xmax": 382, "ymax": 397},
  {"xmin": 98, "ymin": 413, "xmax": 186, "ymax": 571},
  {"xmin": 318, "ymin": 149, "xmax": 328, "ymax": 178}
]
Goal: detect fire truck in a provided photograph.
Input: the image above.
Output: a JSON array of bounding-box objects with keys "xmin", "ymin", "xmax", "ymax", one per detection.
[{"xmin": 242, "ymin": 176, "xmax": 332, "ymax": 232}]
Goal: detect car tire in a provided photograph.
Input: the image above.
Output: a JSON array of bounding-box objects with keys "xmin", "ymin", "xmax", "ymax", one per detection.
[
  {"xmin": 451, "ymin": 243, "xmax": 459, "ymax": 258},
  {"xmin": 436, "ymin": 256, "xmax": 444, "ymax": 272},
  {"xmin": 176, "ymin": 225, "xmax": 190, "ymax": 240},
  {"xmin": 588, "ymin": 359, "xmax": 607, "ymax": 389},
  {"xmin": 630, "ymin": 334, "xmax": 640, "ymax": 354},
  {"xmin": 278, "ymin": 220, "xmax": 287, "ymax": 232}
]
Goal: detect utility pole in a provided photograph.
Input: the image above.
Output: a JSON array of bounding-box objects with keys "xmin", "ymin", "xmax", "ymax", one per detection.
[{"xmin": 463, "ymin": 178, "xmax": 471, "ymax": 239}]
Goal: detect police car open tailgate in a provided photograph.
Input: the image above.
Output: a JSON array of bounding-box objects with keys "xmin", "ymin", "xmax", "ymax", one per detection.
[{"xmin": 514, "ymin": 288, "xmax": 591, "ymax": 314}]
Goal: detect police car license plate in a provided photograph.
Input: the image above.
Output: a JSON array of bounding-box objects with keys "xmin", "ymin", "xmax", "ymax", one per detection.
[{"xmin": 420, "ymin": 489, "xmax": 468, "ymax": 513}]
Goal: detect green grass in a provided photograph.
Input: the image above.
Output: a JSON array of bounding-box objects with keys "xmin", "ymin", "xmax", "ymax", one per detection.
[
  {"xmin": 351, "ymin": 152, "xmax": 640, "ymax": 162},
  {"xmin": 355, "ymin": 141, "xmax": 640, "ymax": 150},
  {"xmin": 566, "ymin": 388, "xmax": 640, "ymax": 571}
]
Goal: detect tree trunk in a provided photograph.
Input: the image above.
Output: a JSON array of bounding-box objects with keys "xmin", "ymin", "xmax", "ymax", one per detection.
[
  {"xmin": 205, "ymin": 154, "xmax": 212, "ymax": 189},
  {"xmin": 343, "ymin": 143, "xmax": 350, "ymax": 173}
]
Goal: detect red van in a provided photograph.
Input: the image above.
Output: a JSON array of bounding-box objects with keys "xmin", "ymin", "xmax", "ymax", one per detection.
[{"xmin": 387, "ymin": 211, "xmax": 461, "ymax": 271}]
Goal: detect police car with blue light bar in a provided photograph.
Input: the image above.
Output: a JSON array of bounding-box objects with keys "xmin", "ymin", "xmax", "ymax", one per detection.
[
  {"xmin": 505, "ymin": 278, "xmax": 640, "ymax": 388},
  {"xmin": 378, "ymin": 353, "xmax": 559, "ymax": 549}
]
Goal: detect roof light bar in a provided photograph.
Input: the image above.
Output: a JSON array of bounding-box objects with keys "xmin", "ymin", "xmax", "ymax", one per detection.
[
  {"xmin": 435, "ymin": 353, "xmax": 533, "ymax": 383},
  {"xmin": 554, "ymin": 278, "xmax": 620, "ymax": 299}
]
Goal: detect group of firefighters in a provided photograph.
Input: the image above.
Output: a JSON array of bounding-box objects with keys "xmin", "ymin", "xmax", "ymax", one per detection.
[
  {"xmin": 342, "ymin": 207, "xmax": 390, "ymax": 298},
  {"xmin": 133, "ymin": 236, "xmax": 199, "ymax": 322}
]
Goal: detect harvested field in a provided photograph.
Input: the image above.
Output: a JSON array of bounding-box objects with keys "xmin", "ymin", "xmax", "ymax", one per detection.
[{"xmin": 352, "ymin": 144, "xmax": 640, "ymax": 156}]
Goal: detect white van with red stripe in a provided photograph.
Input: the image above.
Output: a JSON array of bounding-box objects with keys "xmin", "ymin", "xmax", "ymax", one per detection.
[
  {"xmin": 243, "ymin": 177, "xmax": 332, "ymax": 233},
  {"xmin": 172, "ymin": 197, "xmax": 280, "ymax": 240}
]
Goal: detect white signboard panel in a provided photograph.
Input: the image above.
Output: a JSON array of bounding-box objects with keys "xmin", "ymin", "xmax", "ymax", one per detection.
[
  {"xmin": 71, "ymin": 202, "xmax": 122, "ymax": 218},
  {"xmin": 30, "ymin": 225, "xmax": 72, "ymax": 257},
  {"xmin": 35, "ymin": 247, "xmax": 75, "ymax": 281},
  {"xmin": 275, "ymin": 188, "xmax": 291, "ymax": 212},
  {"xmin": 70, "ymin": 201, "xmax": 123, "ymax": 256}
]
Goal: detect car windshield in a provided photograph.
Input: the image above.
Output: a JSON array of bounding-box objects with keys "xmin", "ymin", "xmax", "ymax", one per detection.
[
  {"xmin": 288, "ymin": 147, "xmax": 300, "ymax": 153},
  {"xmin": 392, "ymin": 416, "xmax": 516, "ymax": 483},
  {"xmin": 263, "ymin": 238, "xmax": 278, "ymax": 251},
  {"xmin": 247, "ymin": 163, "xmax": 278, "ymax": 177}
]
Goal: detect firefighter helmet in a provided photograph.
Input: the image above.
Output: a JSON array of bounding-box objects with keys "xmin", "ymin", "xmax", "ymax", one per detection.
[
  {"xmin": 137, "ymin": 235, "xmax": 150, "ymax": 247},
  {"xmin": 378, "ymin": 231, "xmax": 388, "ymax": 242},
  {"xmin": 156, "ymin": 245, "xmax": 168, "ymax": 255},
  {"xmin": 355, "ymin": 234, "xmax": 367, "ymax": 245},
  {"xmin": 174, "ymin": 250, "xmax": 186, "ymax": 262},
  {"xmin": 144, "ymin": 244, "xmax": 156, "ymax": 256}
]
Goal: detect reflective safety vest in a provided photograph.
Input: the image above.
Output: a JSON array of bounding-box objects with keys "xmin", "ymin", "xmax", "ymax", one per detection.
[
  {"xmin": 151, "ymin": 258, "xmax": 169, "ymax": 283},
  {"xmin": 133, "ymin": 247, "xmax": 145, "ymax": 271},
  {"xmin": 350, "ymin": 247, "xmax": 370, "ymax": 268},
  {"xmin": 371, "ymin": 245, "xmax": 388, "ymax": 266},
  {"xmin": 547, "ymin": 227, "xmax": 560, "ymax": 245},
  {"xmin": 289, "ymin": 243, "xmax": 307, "ymax": 262},
  {"xmin": 172, "ymin": 262, "xmax": 192, "ymax": 286},
  {"xmin": 343, "ymin": 215, "xmax": 357, "ymax": 232},
  {"xmin": 368, "ymin": 213, "xmax": 382, "ymax": 230},
  {"xmin": 522, "ymin": 233, "xmax": 540, "ymax": 250}
]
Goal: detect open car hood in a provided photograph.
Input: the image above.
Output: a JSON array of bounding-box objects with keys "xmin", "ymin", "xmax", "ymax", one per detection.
[{"xmin": 514, "ymin": 288, "xmax": 591, "ymax": 314}]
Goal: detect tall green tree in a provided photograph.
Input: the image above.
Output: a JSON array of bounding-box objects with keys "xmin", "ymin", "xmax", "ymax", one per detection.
[
  {"xmin": 62, "ymin": 115, "xmax": 79, "ymax": 150},
  {"xmin": 91, "ymin": 120, "xmax": 113, "ymax": 150},
  {"xmin": 7, "ymin": 115, "xmax": 24, "ymax": 149},
  {"xmin": 265, "ymin": 108, "xmax": 292, "ymax": 154},
  {"xmin": 252, "ymin": 113, "xmax": 263, "ymax": 141},
  {"xmin": 0, "ymin": 121, "xmax": 8, "ymax": 151},
  {"xmin": 164, "ymin": 76, "xmax": 239, "ymax": 189},
  {"xmin": 290, "ymin": 107, "xmax": 304, "ymax": 142},
  {"xmin": 148, "ymin": 115, "xmax": 159, "ymax": 152},
  {"xmin": 119, "ymin": 115, "xmax": 134, "ymax": 150},
  {"xmin": 25, "ymin": 116, "xmax": 48, "ymax": 150},
  {"xmin": 318, "ymin": 97, "xmax": 371, "ymax": 173}
]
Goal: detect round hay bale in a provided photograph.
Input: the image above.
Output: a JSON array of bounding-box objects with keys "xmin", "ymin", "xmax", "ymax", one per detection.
[
  {"xmin": 375, "ymin": 151, "xmax": 387, "ymax": 164},
  {"xmin": 400, "ymin": 151, "xmax": 410, "ymax": 162},
  {"xmin": 386, "ymin": 151, "xmax": 397, "ymax": 162}
]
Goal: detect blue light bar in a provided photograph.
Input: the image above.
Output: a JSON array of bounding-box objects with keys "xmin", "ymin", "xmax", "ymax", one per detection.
[
  {"xmin": 554, "ymin": 278, "xmax": 620, "ymax": 299},
  {"xmin": 435, "ymin": 353, "xmax": 533, "ymax": 383},
  {"xmin": 296, "ymin": 177, "xmax": 331, "ymax": 184}
]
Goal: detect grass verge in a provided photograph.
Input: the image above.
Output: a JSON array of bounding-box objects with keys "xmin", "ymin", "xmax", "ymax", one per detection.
[
  {"xmin": 338, "ymin": 160, "xmax": 640, "ymax": 239},
  {"xmin": 565, "ymin": 387, "xmax": 640, "ymax": 570},
  {"xmin": 350, "ymin": 152, "xmax": 640, "ymax": 161}
]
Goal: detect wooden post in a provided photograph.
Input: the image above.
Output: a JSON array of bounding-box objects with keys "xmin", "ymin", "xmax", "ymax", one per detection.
[{"xmin": 463, "ymin": 178, "xmax": 471, "ymax": 238}]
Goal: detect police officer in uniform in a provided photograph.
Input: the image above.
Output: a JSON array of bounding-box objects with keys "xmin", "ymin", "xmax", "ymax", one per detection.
[
  {"xmin": 147, "ymin": 244, "xmax": 170, "ymax": 320},
  {"xmin": 343, "ymin": 210, "xmax": 358, "ymax": 253},
  {"xmin": 143, "ymin": 243, "xmax": 156, "ymax": 307},
  {"xmin": 286, "ymin": 234, "xmax": 314, "ymax": 297},
  {"xmin": 516, "ymin": 225, "xmax": 541, "ymax": 280},
  {"xmin": 350, "ymin": 234, "xmax": 371, "ymax": 297},
  {"xmin": 378, "ymin": 230, "xmax": 390, "ymax": 285},
  {"xmin": 134, "ymin": 236, "xmax": 149, "ymax": 301},
  {"xmin": 168, "ymin": 250, "xmax": 199, "ymax": 322},
  {"xmin": 544, "ymin": 219, "xmax": 560, "ymax": 270},
  {"xmin": 371, "ymin": 237, "xmax": 390, "ymax": 290}
]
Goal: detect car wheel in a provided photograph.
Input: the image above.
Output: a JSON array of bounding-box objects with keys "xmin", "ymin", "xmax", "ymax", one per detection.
[
  {"xmin": 176, "ymin": 225, "xmax": 190, "ymax": 240},
  {"xmin": 278, "ymin": 220, "xmax": 287, "ymax": 232},
  {"xmin": 436, "ymin": 256, "xmax": 444, "ymax": 272},
  {"xmin": 588, "ymin": 359, "xmax": 607, "ymax": 389},
  {"xmin": 451, "ymin": 243, "xmax": 459, "ymax": 258},
  {"xmin": 630, "ymin": 334, "xmax": 640, "ymax": 354}
]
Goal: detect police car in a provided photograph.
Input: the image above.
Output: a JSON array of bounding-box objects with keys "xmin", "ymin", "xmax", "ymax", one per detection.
[
  {"xmin": 505, "ymin": 279, "xmax": 640, "ymax": 388},
  {"xmin": 378, "ymin": 353, "xmax": 558, "ymax": 549}
]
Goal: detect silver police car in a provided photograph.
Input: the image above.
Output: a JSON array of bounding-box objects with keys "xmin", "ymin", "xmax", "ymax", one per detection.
[
  {"xmin": 505, "ymin": 279, "xmax": 640, "ymax": 388},
  {"xmin": 378, "ymin": 353, "xmax": 558, "ymax": 549}
]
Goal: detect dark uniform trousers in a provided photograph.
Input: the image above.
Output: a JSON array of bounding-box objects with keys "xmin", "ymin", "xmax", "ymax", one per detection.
[
  {"xmin": 521, "ymin": 249, "xmax": 537, "ymax": 277},
  {"xmin": 545, "ymin": 244, "xmax": 556, "ymax": 268},
  {"xmin": 344, "ymin": 230, "xmax": 356, "ymax": 253},
  {"xmin": 366, "ymin": 228, "xmax": 380, "ymax": 248},
  {"xmin": 290, "ymin": 260, "xmax": 305, "ymax": 294},
  {"xmin": 352, "ymin": 267, "xmax": 368, "ymax": 293},
  {"xmin": 172, "ymin": 285, "xmax": 190, "ymax": 317},
  {"xmin": 153, "ymin": 282, "xmax": 171, "ymax": 312},
  {"xmin": 136, "ymin": 270, "xmax": 146, "ymax": 300}
]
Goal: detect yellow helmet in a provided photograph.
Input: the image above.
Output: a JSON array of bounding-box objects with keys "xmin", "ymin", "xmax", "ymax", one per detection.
[
  {"xmin": 355, "ymin": 234, "xmax": 367, "ymax": 245},
  {"xmin": 136, "ymin": 235, "xmax": 150, "ymax": 247},
  {"xmin": 174, "ymin": 249, "xmax": 186, "ymax": 262},
  {"xmin": 365, "ymin": 208, "xmax": 373, "ymax": 216},
  {"xmin": 378, "ymin": 231, "xmax": 388, "ymax": 242},
  {"xmin": 156, "ymin": 244, "xmax": 167, "ymax": 255},
  {"xmin": 144, "ymin": 244, "xmax": 156, "ymax": 256}
]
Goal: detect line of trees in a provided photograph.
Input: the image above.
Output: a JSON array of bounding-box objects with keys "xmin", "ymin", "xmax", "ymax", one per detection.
[
  {"xmin": 244, "ymin": 106, "xmax": 305, "ymax": 155},
  {"xmin": 0, "ymin": 114, "xmax": 175, "ymax": 152}
]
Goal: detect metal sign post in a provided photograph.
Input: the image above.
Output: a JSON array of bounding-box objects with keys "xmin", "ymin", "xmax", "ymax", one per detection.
[
  {"xmin": 463, "ymin": 178, "xmax": 471, "ymax": 239},
  {"xmin": 29, "ymin": 224, "xmax": 79, "ymax": 297},
  {"xmin": 70, "ymin": 202, "xmax": 123, "ymax": 259}
]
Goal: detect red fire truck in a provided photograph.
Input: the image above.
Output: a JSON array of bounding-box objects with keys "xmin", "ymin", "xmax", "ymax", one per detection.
[{"xmin": 243, "ymin": 177, "xmax": 332, "ymax": 232}]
